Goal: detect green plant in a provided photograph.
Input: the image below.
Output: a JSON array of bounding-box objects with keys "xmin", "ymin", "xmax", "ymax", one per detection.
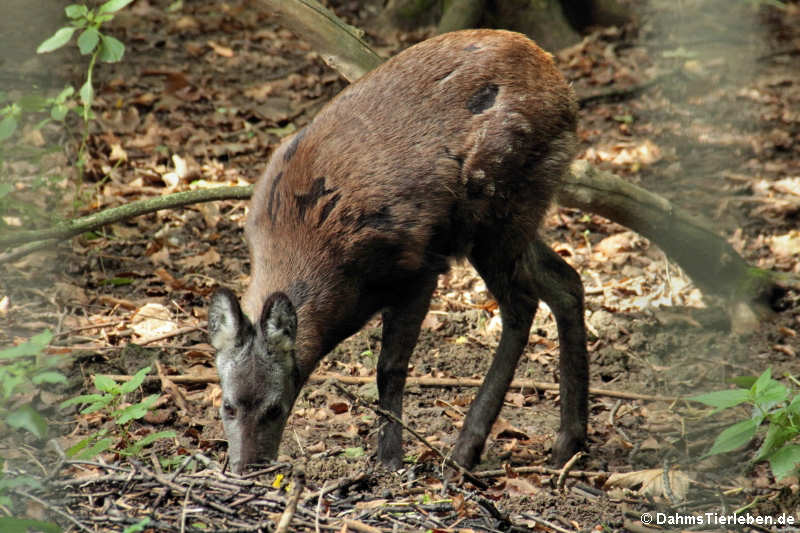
[
  {"xmin": 0, "ymin": 330, "xmax": 65, "ymax": 440},
  {"xmin": 0, "ymin": 87, "xmax": 77, "ymax": 143},
  {"xmin": 61, "ymin": 366, "xmax": 175, "ymax": 460},
  {"xmin": 34, "ymin": 0, "xmax": 133, "ymax": 174},
  {"xmin": 37, "ymin": 0, "xmax": 132, "ymax": 122},
  {"xmin": 0, "ymin": 332, "xmax": 64, "ymax": 533},
  {"xmin": 691, "ymin": 367, "xmax": 800, "ymax": 479}
]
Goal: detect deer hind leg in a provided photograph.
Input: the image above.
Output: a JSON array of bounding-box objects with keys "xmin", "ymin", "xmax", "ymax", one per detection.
[
  {"xmin": 376, "ymin": 275, "xmax": 438, "ymax": 470},
  {"xmin": 452, "ymin": 235, "xmax": 588, "ymax": 468},
  {"xmin": 452, "ymin": 235, "xmax": 539, "ymax": 469},
  {"xmin": 523, "ymin": 239, "xmax": 588, "ymax": 465}
]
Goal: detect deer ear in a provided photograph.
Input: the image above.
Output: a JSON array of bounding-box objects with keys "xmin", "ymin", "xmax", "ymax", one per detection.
[
  {"xmin": 259, "ymin": 292, "xmax": 297, "ymax": 352},
  {"xmin": 208, "ymin": 288, "xmax": 249, "ymax": 353}
]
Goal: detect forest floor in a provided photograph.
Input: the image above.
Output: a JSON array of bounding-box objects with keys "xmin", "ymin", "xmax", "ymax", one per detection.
[{"xmin": 1, "ymin": 0, "xmax": 800, "ymax": 531}]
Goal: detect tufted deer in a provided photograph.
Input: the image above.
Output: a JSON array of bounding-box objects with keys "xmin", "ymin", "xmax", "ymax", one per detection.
[{"xmin": 208, "ymin": 29, "xmax": 589, "ymax": 474}]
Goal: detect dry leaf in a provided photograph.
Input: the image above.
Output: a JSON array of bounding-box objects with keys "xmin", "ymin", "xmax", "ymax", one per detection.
[
  {"xmin": 130, "ymin": 302, "xmax": 177, "ymax": 340},
  {"xmin": 208, "ymin": 40, "xmax": 234, "ymax": 57},
  {"xmin": 179, "ymin": 248, "xmax": 221, "ymax": 269},
  {"xmin": 604, "ymin": 468, "xmax": 690, "ymax": 500},
  {"xmin": 490, "ymin": 417, "xmax": 529, "ymax": 440}
]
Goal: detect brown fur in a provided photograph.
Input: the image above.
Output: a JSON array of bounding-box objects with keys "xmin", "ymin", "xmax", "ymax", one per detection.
[{"xmin": 243, "ymin": 30, "xmax": 578, "ymax": 379}]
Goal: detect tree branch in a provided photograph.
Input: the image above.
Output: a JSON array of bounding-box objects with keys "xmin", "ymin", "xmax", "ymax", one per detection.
[{"xmin": 0, "ymin": 186, "xmax": 252, "ymax": 251}]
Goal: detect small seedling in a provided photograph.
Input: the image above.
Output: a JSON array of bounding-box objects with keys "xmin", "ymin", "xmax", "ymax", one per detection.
[
  {"xmin": 691, "ymin": 367, "xmax": 800, "ymax": 479},
  {"xmin": 61, "ymin": 366, "xmax": 175, "ymax": 460}
]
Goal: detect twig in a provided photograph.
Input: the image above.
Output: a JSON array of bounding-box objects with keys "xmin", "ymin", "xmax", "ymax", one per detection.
[
  {"xmin": 556, "ymin": 451, "xmax": 584, "ymax": 491},
  {"xmin": 609, "ymin": 399, "xmax": 632, "ymax": 444},
  {"xmin": 0, "ymin": 239, "xmax": 59, "ymax": 264},
  {"xmin": 0, "ymin": 185, "xmax": 253, "ymax": 249},
  {"xmin": 134, "ymin": 461, "xmax": 238, "ymax": 515},
  {"xmin": 302, "ymin": 472, "xmax": 368, "ymax": 506},
  {"xmin": 340, "ymin": 519, "xmax": 383, "ymax": 533},
  {"xmin": 139, "ymin": 325, "xmax": 201, "ymax": 345},
  {"xmin": 276, "ymin": 471, "xmax": 305, "ymax": 533},
  {"xmin": 662, "ymin": 458, "xmax": 677, "ymax": 507},
  {"xmin": 15, "ymin": 488, "xmax": 93, "ymax": 533},
  {"xmin": 472, "ymin": 464, "xmax": 604, "ymax": 479},
  {"xmin": 521, "ymin": 512, "xmax": 576, "ymax": 533},
  {"xmin": 315, "ymin": 480, "xmax": 328, "ymax": 533},
  {"xmin": 98, "ymin": 371, "xmax": 680, "ymax": 402},
  {"xmin": 331, "ymin": 382, "xmax": 488, "ymax": 490},
  {"xmin": 180, "ymin": 482, "xmax": 193, "ymax": 533}
]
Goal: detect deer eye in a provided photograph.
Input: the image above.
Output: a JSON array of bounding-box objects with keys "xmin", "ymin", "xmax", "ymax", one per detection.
[
  {"xmin": 263, "ymin": 404, "xmax": 283, "ymax": 421},
  {"xmin": 222, "ymin": 401, "xmax": 237, "ymax": 418}
]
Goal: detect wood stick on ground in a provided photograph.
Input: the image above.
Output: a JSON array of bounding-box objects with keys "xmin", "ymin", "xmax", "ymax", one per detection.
[
  {"xmin": 302, "ymin": 472, "xmax": 369, "ymax": 506},
  {"xmin": 556, "ymin": 451, "xmax": 585, "ymax": 491},
  {"xmin": 522, "ymin": 512, "xmax": 576, "ymax": 533},
  {"xmin": 330, "ymin": 382, "xmax": 488, "ymax": 490},
  {"xmin": 472, "ymin": 464, "xmax": 605, "ymax": 479},
  {"xmin": 100, "ymin": 371, "xmax": 680, "ymax": 402},
  {"xmin": 275, "ymin": 470, "xmax": 305, "ymax": 533},
  {"xmin": 14, "ymin": 488, "xmax": 93, "ymax": 533}
]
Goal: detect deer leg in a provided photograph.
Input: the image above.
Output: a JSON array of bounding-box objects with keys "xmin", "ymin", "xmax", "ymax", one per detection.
[
  {"xmin": 523, "ymin": 239, "xmax": 588, "ymax": 465},
  {"xmin": 452, "ymin": 237, "xmax": 539, "ymax": 468},
  {"xmin": 376, "ymin": 275, "xmax": 438, "ymax": 470}
]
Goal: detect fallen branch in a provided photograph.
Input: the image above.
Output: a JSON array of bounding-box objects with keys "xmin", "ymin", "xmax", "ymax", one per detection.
[
  {"xmin": 0, "ymin": 186, "xmax": 252, "ymax": 250},
  {"xmin": 100, "ymin": 371, "xmax": 680, "ymax": 402},
  {"xmin": 275, "ymin": 470, "xmax": 305, "ymax": 533},
  {"xmin": 472, "ymin": 464, "xmax": 605, "ymax": 479},
  {"xmin": 556, "ymin": 451, "xmax": 584, "ymax": 490}
]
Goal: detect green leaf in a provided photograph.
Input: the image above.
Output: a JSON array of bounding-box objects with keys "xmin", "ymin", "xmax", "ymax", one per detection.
[
  {"xmin": 79, "ymin": 78, "xmax": 93, "ymax": 108},
  {"xmin": 729, "ymin": 375, "xmax": 758, "ymax": 389},
  {"xmin": 32, "ymin": 371, "xmax": 67, "ymax": 385},
  {"xmin": 60, "ymin": 393, "xmax": 106, "ymax": 408},
  {"xmin": 17, "ymin": 94, "xmax": 49, "ymax": 112},
  {"xmin": 94, "ymin": 373, "xmax": 120, "ymax": 394},
  {"xmin": 114, "ymin": 394, "xmax": 159, "ymax": 425},
  {"xmin": 55, "ymin": 86, "xmax": 75, "ymax": 103},
  {"xmin": 37, "ymin": 27, "xmax": 78, "ymax": 54},
  {"xmin": 0, "ymin": 183, "xmax": 12, "ymax": 198},
  {"xmin": 77, "ymin": 27, "xmax": 100, "ymax": 55},
  {"xmin": 75, "ymin": 437, "xmax": 114, "ymax": 460},
  {"xmin": 6, "ymin": 405, "xmax": 48, "ymax": 439},
  {"xmin": 0, "ymin": 474, "xmax": 43, "ymax": 492},
  {"xmin": 65, "ymin": 4, "xmax": 89, "ymax": 19},
  {"xmin": 120, "ymin": 366, "xmax": 151, "ymax": 394},
  {"xmin": 51, "ymin": 104, "xmax": 69, "ymax": 121},
  {"xmin": 706, "ymin": 419, "xmax": 759, "ymax": 456},
  {"xmin": 0, "ymin": 518, "xmax": 61, "ymax": 533},
  {"xmin": 101, "ymin": 276, "xmax": 134, "ymax": 286},
  {"xmin": 98, "ymin": 35, "xmax": 125, "ymax": 63},
  {"xmin": 0, "ymin": 115, "xmax": 17, "ymax": 141},
  {"xmin": 787, "ymin": 394, "xmax": 800, "ymax": 416},
  {"xmin": 124, "ymin": 430, "xmax": 176, "ymax": 456},
  {"xmin": 767, "ymin": 443, "xmax": 800, "ymax": 480},
  {"xmin": 689, "ymin": 388, "xmax": 750, "ymax": 411},
  {"xmin": 0, "ymin": 331, "xmax": 53, "ymax": 359},
  {"xmin": 752, "ymin": 367, "xmax": 773, "ymax": 395},
  {"xmin": 98, "ymin": 0, "xmax": 136, "ymax": 14},
  {"xmin": 756, "ymin": 422, "xmax": 796, "ymax": 461},
  {"xmin": 344, "ymin": 447, "xmax": 365, "ymax": 458},
  {"xmin": 754, "ymin": 380, "xmax": 788, "ymax": 409},
  {"xmin": 122, "ymin": 518, "xmax": 151, "ymax": 533}
]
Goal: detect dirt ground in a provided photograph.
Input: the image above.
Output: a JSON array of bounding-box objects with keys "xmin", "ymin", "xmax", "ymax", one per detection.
[{"xmin": 1, "ymin": 0, "xmax": 800, "ymax": 531}]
